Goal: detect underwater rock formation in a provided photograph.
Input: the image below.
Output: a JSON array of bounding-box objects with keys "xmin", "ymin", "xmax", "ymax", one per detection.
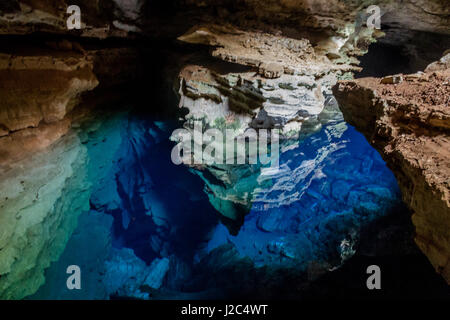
[
  {"xmin": 0, "ymin": 131, "xmax": 90, "ymax": 299},
  {"xmin": 167, "ymin": 0, "xmax": 450, "ymax": 238},
  {"xmin": 0, "ymin": 48, "xmax": 142, "ymax": 299},
  {"xmin": 29, "ymin": 112, "xmax": 221, "ymax": 299},
  {"xmin": 201, "ymin": 115, "xmax": 401, "ymax": 273},
  {"xmin": 173, "ymin": 22, "xmax": 365, "ymax": 225},
  {"xmin": 30, "ymin": 210, "xmax": 114, "ymax": 300},
  {"xmin": 170, "ymin": 0, "xmax": 450, "ymax": 226},
  {"xmin": 333, "ymin": 55, "xmax": 450, "ymax": 283},
  {"xmin": 103, "ymin": 248, "xmax": 169, "ymax": 299}
]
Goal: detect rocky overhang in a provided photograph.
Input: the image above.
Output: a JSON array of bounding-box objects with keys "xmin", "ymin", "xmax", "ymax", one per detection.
[{"xmin": 333, "ymin": 56, "xmax": 450, "ymax": 283}]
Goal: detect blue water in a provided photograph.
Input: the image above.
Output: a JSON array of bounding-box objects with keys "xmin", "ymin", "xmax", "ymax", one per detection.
[
  {"xmin": 31, "ymin": 109, "xmax": 401, "ymax": 299},
  {"xmin": 203, "ymin": 121, "xmax": 400, "ymax": 271}
]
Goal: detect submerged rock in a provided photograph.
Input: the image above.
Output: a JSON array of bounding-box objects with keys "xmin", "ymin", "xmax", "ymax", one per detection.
[
  {"xmin": 30, "ymin": 210, "xmax": 114, "ymax": 300},
  {"xmin": 0, "ymin": 132, "xmax": 90, "ymax": 299},
  {"xmin": 173, "ymin": 23, "xmax": 365, "ymax": 227},
  {"xmin": 103, "ymin": 248, "xmax": 169, "ymax": 299},
  {"xmin": 199, "ymin": 110, "xmax": 401, "ymax": 279}
]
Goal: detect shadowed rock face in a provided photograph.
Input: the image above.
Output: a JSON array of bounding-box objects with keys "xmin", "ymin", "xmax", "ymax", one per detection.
[
  {"xmin": 333, "ymin": 57, "xmax": 450, "ymax": 283},
  {"xmin": 178, "ymin": 0, "xmax": 449, "ymax": 34},
  {"xmin": 165, "ymin": 0, "xmax": 450, "ymax": 226},
  {"xmin": 3, "ymin": 1, "xmax": 447, "ymax": 38}
]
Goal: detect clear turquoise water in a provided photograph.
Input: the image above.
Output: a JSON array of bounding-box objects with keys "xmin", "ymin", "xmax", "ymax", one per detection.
[{"xmin": 31, "ymin": 109, "xmax": 401, "ymax": 300}]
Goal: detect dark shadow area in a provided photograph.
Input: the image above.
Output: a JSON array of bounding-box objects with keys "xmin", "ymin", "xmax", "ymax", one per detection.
[
  {"xmin": 356, "ymin": 29, "xmax": 450, "ymax": 78},
  {"xmin": 355, "ymin": 42, "xmax": 411, "ymax": 78},
  {"xmin": 305, "ymin": 205, "xmax": 450, "ymax": 300}
]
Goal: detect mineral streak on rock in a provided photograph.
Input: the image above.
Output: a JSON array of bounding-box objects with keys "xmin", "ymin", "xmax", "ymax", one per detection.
[
  {"xmin": 333, "ymin": 58, "xmax": 450, "ymax": 283},
  {"xmin": 0, "ymin": 43, "xmax": 143, "ymax": 299}
]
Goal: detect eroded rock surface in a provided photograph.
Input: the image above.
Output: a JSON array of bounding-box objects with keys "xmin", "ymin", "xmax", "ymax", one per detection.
[
  {"xmin": 333, "ymin": 60, "xmax": 450, "ymax": 283},
  {"xmin": 0, "ymin": 0, "xmax": 145, "ymax": 38},
  {"xmin": 0, "ymin": 45, "xmax": 142, "ymax": 298},
  {"xmin": 173, "ymin": 23, "xmax": 366, "ymax": 224},
  {"xmin": 0, "ymin": 131, "xmax": 90, "ymax": 299},
  {"xmin": 0, "ymin": 45, "xmax": 141, "ymax": 170}
]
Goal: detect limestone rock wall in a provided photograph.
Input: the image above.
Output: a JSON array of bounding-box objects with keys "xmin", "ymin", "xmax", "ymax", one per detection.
[
  {"xmin": 172, "ymin": 23, "xmax": 362, "ymax": 225},
  {"xmin": 0, "ymin": 0, "xmax": 448, "ymax": 298},
  {"xmin": 0, "ymin": 44, "xmax": 142, "ymax": 298},
  {"xmin": 333, "ymin": 59, "xmax": 450, "ymax": 283},
  {"xmin": 0, "ymin": 0, "xmax": 146, "ymax": 38},
  {"xmin": 0, "ymin": 131, "xmax": 90, "ymax": 299},
  {"xmin": 0, "ymin": 45, "xmax": 141, "ymax": 171},
  {"xmin": 177, "ymin": 0, "xmax": 449, "ymax": 35}
]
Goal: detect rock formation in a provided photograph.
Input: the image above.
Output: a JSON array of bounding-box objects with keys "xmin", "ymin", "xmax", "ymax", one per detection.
[
  {"xmin": 333, "ymin": 54, "xmax": 450, "ymax": 283},
  {"xmin": 0, "ymin": 44, "xmax": 141, "ymax": 169},
  {"xmin": 172, "ymin": 23, "xmax": 364, "ymax": 225},
  {"xmin": 0, "ymin": 130, "xmax": 90, "ymax": 299},
  {"xmin": 168, "ymin": 0, "xmax": 450, "ymax": 228},
  {"xmin": 0, "ymin": 42, "xmax": 142, "ymax": 299},
  {"xmin": 0, "ymin": 0, "xmax": 146, "ymax": 38},
  {"xmin": 0, "ymin": 0, "xmax": 449, "ymax": 299}
]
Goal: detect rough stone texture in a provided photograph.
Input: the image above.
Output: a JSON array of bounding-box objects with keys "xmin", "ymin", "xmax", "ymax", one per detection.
[
  {"xmin": 171, "ymin": 1, "xmax": 450, "ymax": 74},
  {"xmin": 0, "ymin": 45, "xmax": 141, "ymax": 171},
  {"xmin": 0, "ymin": 32, "xmax": 144, "ymax": 300},
  {"xmin": 103, "ymin": 248, "xmax": 170, "ymax": 299},
  {"xmin": 0, "ymin": 51, "xmax": 98, "ymax": 134},
  {"xmin": 177, "ymin": 25, "xmax": 362, "ymax": 76},
  {"xmin": 425, "ymin": 52, "xmax": 450, "ymax": 73},
  {"xmin": 177, "ymin": 0, "xmax": 449, "ymax": 35},
  {"xmin": 0, "ymin": 56, "xmax": 95, "ymax": 121},
  {"xmin": 0, "ymin": 0, "xmax": 145, "ymax": 38},
  {"xmin": 173, "ymin": 24, "xmax": 362, "ymax": 224},
  {"xmin": 176, "ymin": 62, "xmax": 330, "ymax": 133},
  {"xmin": 0, "ymin": 0, "xmax": 448, "ymax": 299},
  {"xmin": 2, "ymin": 1, "xmax": 449, "ymax": 47},
  {"xmin": 333, "ymin": 64, "xmax": 450, "ymax": 283},
  {"xmin": 0, "ymin": 131, "xmax": 90, "ymax": 299}
]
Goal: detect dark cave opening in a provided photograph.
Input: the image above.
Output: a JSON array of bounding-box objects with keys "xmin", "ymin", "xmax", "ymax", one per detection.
[
  {"xmin": 355, "ymin": 42, "xmax": 412, "ymax": 78},
  {"xmin": 355, "ymin": 28, "xmax": 450, "ymax": 78}
]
